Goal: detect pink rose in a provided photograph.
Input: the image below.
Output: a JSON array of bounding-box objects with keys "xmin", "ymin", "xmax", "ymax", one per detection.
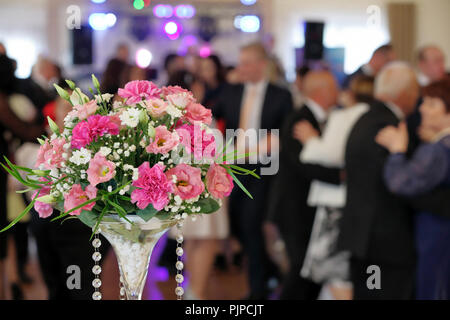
[
  {"xmin": 184, "ymin": 103, "xmax": 212, "ymax": 125},
  {"xmin": 176, "ymin": 123, "xmax": 216, "ymax": 160},
  {"xmin": 64, "ymin": 184, "xmax": 97, "ymax": 216},
  {"xmin": 72, "ymin": 100, "xmax": 98, "ymax": 120},
  {"xmin": 145, "ymin": 98, "xmax": 168, "ymax": 118},
  {"xmin": 161, "ymin": 86, "xmax": 190, "ymax": 97},
  {"xmin": 206, "ymin": 163, "xmax": 234, "ymax": 199},
  {"xmin": 33, "ymin": 179, "xmax": 53, "ymax": 218},
  {"xmin": 166, "ymin": 163, "xmax": 205, "ymax": 200},
  {"xmin": 166, "ymin": 92, "xmax": 195, "ymax": 109},
  {"xmin": 146, "ymin": 125, "xmax": 179, "ymax": 155},
  {"xmin": 86, "ymin": 152, "xmax": 116, "ymax": 187},
  {"xmin": 131, "ymin": 162, "xmax": 173, "ymax": 211},
  {"xmin": 118, "ymin": 80, "xmax": 162, "ymax": 104},
  {"xmin": 35, "ymin": 137, "xmax": 67, "ymax": 169}
]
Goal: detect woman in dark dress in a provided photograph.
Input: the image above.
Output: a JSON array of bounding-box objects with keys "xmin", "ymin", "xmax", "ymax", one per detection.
[
  {"xmin": 376, "ymin": 77, "xmax": 450, "ymax": 299},
  {"xmin": 0, "ymin": 54, "xmax": 44, "ymax": 298}
]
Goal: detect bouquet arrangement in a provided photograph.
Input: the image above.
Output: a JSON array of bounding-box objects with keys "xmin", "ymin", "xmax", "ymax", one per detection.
[{"xmin": 1, "ymin": 76, "xmax": 258, "ymax": 236}]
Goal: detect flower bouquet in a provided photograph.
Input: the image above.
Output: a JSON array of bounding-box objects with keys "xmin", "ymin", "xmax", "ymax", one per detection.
[{"xmin": 0, "ymin": 76, "xmax": 258, "ymax": 300}]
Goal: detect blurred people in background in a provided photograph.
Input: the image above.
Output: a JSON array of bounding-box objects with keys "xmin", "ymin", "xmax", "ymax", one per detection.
[
  {"xmin": 375, "ymin": 77, "xmax": 450, "ymax": 299},
  {"xmin": 115, "ymin": 43, "xmax": 130, "ymax": 63},
  {"xmin": 416, "ymin": 45, "xmax": 447, "ymax": 87},
  {"xmin": 0, "ymin": 54, "xmax": 44, "ymax": 300},
  {"xmin": 120, "ymin": 65, "xmax": 147, "ymax": 87},
  {"xmin": 291, "ymin": 65, "xmax": 311, "ymax": 109},
  {"xmin": 292, "ymin": 75, "xmax": 374, "ymax": 300},
  {"xmin": 267, "ymin": 71, "xmax": 341, "ymax": 300},
  {"xmin": 342, "ymin": 44, "xmax": 396, "ymax": 89},
  {"xmin": 339, "ymin": 62, "xmax": 450, "ymax": 300},
  {"xmin": 214, "ymin": 42, "xmax": 293, "ymax": 299},
  {"xmin": 101, "ymin": 58, "xmax": 127, "ymax": 95},
  {"xmin": 157, "ymin": 53, "xmax": 186, "ymax": 87}
]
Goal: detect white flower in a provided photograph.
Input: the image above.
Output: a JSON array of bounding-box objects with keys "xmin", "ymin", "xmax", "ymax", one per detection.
[
  {"xmin": 95, "ymin": 93, "xmax": 114, "ymax": 103},
  {"xmin": 166, "ymin": 104, "xmax": 183, "ymax": 118},
  {"xmin": 119, "ymin": 107, "xmax": 141, "ymax": 128},
  {"xmin": 69, "ymin": 88, "xmax": 89, "ymax": 106},
  {"xmin": 113, "ymin": 142, "xmax": 120, "ymax": 149},
  {"xmin": 113, "ymin": 152, "xmax": 120, "ymax": 160},
  {"xmin": 129, "ymin": 145, "xmax": 137, "ymax": 152},
  {"xmin": 132, "ymin": 168, "xmax": 139, "ymax": 181},
  {"xmin": 69, "ymin": 148, "xmax": 91, "ymax": 165},
  {"xmin": 117, "ymin": 149, "xmax": 123, "ymax": 155},
  {"xmin": 123, "ymin": 164, "xmax": 134, "ymax": 171},
  {"xmin": 99, "ymin": 147, "xmax": 112, "ymax": 157},
  {"xmin": 107, "ymin": 186, "xmax": 113, "ymax": 192},
  {"xmin": 124, "ymin": 151, "xmax": 130, "ymax": 157},
  {"xmin": 174, "ymin": 195, "xmax": 182, "ymax": 206}
]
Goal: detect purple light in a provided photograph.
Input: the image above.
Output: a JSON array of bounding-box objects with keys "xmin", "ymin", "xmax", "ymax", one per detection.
[
  {"xmin": 199, "ymin": 45, "xmax": 211, "ymax": 58},
  {"xmin": 153, "ymin": 4, "xmax": 173, "ymax": 18}
]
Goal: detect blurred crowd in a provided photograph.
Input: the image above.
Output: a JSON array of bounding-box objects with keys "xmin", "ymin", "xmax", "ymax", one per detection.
[{"xmin": 0, "ymin": 39, "xmax": 449, "ymax": 300}]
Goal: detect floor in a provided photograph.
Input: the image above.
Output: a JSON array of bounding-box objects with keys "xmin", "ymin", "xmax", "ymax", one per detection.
[{"xmin": 0, "ymin": 235, "xmax": 249, "ymax": 300}]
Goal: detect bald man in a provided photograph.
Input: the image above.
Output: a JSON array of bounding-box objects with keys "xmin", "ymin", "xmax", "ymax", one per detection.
[
  {"xmin": 417, "ymin": 45, "xmax": 447, "ymax": 87},
  {"xmin": 266, "ymin": 71, "xmax": 343, "ymax": 300}
]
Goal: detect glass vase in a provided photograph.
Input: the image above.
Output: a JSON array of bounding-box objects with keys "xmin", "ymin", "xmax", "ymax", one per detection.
[{"xmin": 98, "ymin": 215, "xmax": 177, "ymax": 300}]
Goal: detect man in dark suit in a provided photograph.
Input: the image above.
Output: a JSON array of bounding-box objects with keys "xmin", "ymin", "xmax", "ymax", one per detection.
[
  {"xmin": 342, "ymin": 44, "xmax": 395, "ymax": 89},
  {"xmin": 339, "ymin": 62, "xmax": 422, "ymax": 299},
  {"xmin": 213, "ymin": 42, "xmax": 293, "ymax": 299},
  {"xmin": 266, "ymin": 71, "xmax": 342, "ymax": 300}
]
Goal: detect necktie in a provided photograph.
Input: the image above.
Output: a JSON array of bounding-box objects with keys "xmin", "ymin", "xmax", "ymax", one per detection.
[{"xmin": 239, "ymin": 85, "xmax": 258, "ymax": 131}]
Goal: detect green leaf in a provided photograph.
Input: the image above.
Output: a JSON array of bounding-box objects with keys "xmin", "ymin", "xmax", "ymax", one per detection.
[
  {"xmin": 78, "ymin": 210, "xmax": 99, "ymax": 228},
  {"xmin": 227, "ymin": 164, "xmax": 261, "ymax": 179},
  {"xmin": 1, "ymin": 190, "xmax": 39, "ymax": 232},
  {"xmin": 197, "ymin": 198, "xmax": 220, "ymax": 214},
  {"xmin": 136, "ymin": 204, "xmax": 158, "ymax": 222},
  {"xmin": 225, "ymin": 167, "xmax": 254, "ymax": 200}
]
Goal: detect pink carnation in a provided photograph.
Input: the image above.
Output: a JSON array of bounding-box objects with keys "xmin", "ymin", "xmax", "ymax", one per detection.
[
  {"xmin": 131, "ymin": 162, "xmax": 173, "ymax": 211},
  {"xmin": 71, "ymin": 115, "xmax": 119, "ymax": 149},
  {"xmin": 118, "ymin": 80, "xmax": 162, "ymax": 104},
  {"xmin": 145, "ymin": 98, "xmax": 168, "ymax": 118},
  {"xmin": 35, "ymin": 137, "xmax": 67, "ymax": 169},
  {"xmin": 166, "ymin": 163, "xmax": 205, "ymax": 200},
  {"xmin": 71, "ymin": 100, "xmax": 98, "ymax": 121},
  {"xmin": 184, "ymin": 103, "xmax": 212, "ymax": 125},
  {"xmin": 64, "ymin": 184, "xmax": 97, "ymax": 216},
  {"xmin": 33, "ymin": 179, "xmax": 53, "ymax": 218},
  {"xmin": 206, "ymin": 163, "xmax": 234, "ymax": 199},
  {"xmin": 146, "ymin": 125, "xmax": 179, "ymax": 155},
  {"xmin": 176, "ymin": 123, "xmax": 216, "ymax": 160},
  {"xmin": 86, "ymin": 152, "xmax": 116, "ymax": 187}
]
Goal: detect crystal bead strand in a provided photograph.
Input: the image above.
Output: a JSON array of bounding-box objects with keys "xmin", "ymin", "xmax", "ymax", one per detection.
[
  {"xmin": 119, "ymin": 276, "xmax": 126, "ymax": 300},
  {"xmin": 91, "ymin": 231, "xmax": 102, "ymax": 300},
  {"xmin": 175, "ymin": 219, "xmax": 185, "ymax": 300}
]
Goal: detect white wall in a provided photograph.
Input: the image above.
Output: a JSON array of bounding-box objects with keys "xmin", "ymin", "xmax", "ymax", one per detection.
[{"xmin": 270, "ymin": 0, "xmax": 450, "ymax": 80}]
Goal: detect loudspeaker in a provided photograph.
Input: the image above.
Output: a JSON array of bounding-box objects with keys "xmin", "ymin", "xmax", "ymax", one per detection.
[
  {"xmin": 198, "ymin": 16, "xmax": 217, "ymax": 42},
  {"xmin": 72, "ymin": 25, "xmax": 93, "ymax": 65},
  {"xmin": 304, "ymin": 21, "xmax": 324, "ymax": 61}
]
